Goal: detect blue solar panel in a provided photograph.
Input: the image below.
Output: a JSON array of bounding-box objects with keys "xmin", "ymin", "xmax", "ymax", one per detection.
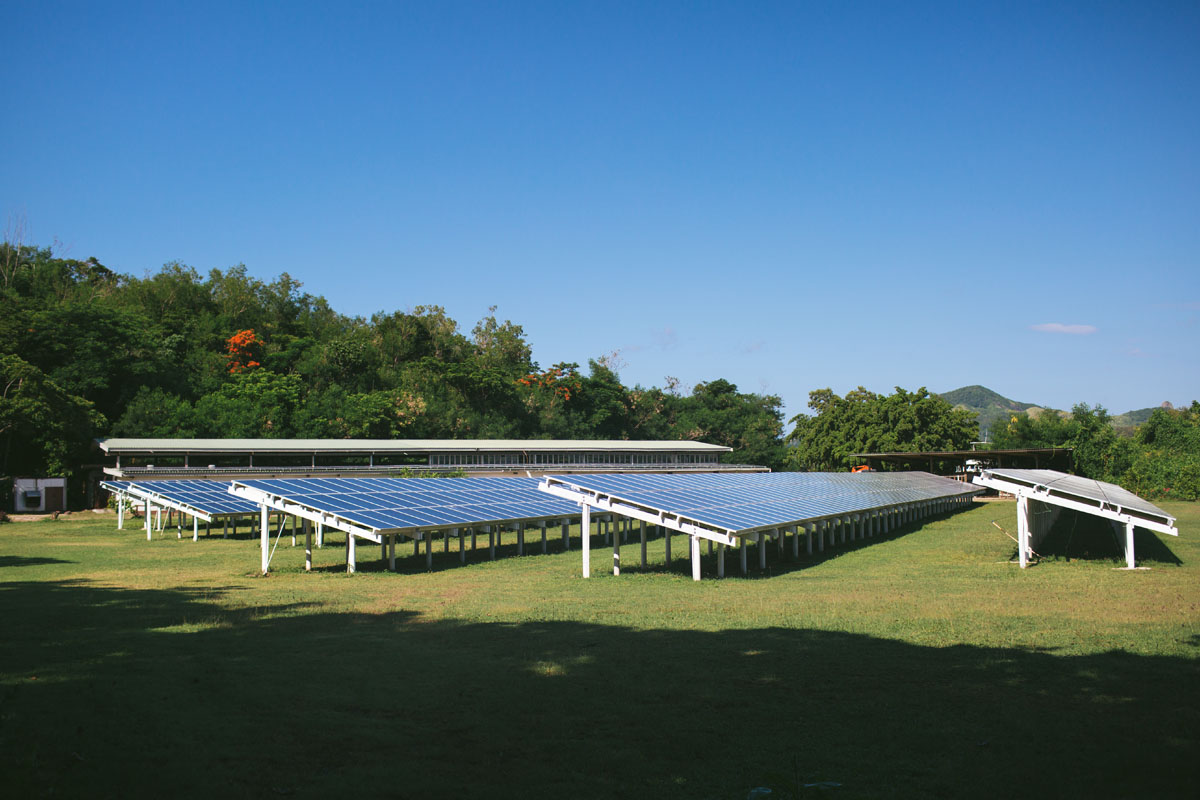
[
  {"xmin": 102, "ymin": 479, "xmax": 259, "ymax": 516},
  {"xmin": 232, "ymin": 476, "xmax": 580, "ymax": 533},
  {"xmin": 542, "ymin": 471, "xmax": 978, "ymax": 534}
]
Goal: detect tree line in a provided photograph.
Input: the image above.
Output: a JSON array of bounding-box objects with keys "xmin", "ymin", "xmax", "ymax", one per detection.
[
  {"xmin": 2, "ymin": 241, "xmax": 1194, "ymax": 508},
  {"xmin": 0, "ymin": 244, "xmax": 788, "ymax": 504},
  {"xmin": 785, "ymin": 386, "xmax": 1199, "ymax": 500}
]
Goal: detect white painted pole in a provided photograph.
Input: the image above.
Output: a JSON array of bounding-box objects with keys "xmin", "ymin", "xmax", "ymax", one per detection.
[
  {"xmin": 317, "ymin": 521, "xmax": 323, "ymax": 548},
  {"xmin": 691, "ymin": 535, "xmax": 701, "ymax": 581},
  {"xmin": 740, "ymin": 538, "xmax": 748, "ymax": 574},
  {"xmin": 640, "ymin": 521, "xmax": 647, "ymax": 568},
  {"xmin": 260, "ymin": 505, "xmax": 269, "ymax": 574},
  {"xmin": 192, "ymin": 515, "xmax": 198, "ymax": 542},
  {"xmin": 1016, "ymin": 495, "xmax": 1029, "ymax": 568},
  {"xmin": 117, "ymin": 495, "xmax": 124, "ymax": 529},
  {"xmin": 805, "ymin": 522, "xmax": 813, "ymax": 555},
  {"xmin": 306, "ymin": 523, "xmax": 313, "ymax": 572},
  {"xmin": 456, "ymin": 528, "xmax": 464, "ymax": 563},
  {"xmin": 290, "ymin": 515, "xmax": 296, "ymax": 547},
  {"xmin": 1125, "ymin": 520, "xmax": 1136, "ymax": 569},
  {"xmin": 348, "ymin": 535, "xmax": 357, "ymax": 574},
  {"xmin": 581, "ymin": 503, "xmax": 591, "ymax": 578},
  {"xmin": 612, "ymin": 520, "xmax": 620, "ymax": 576}
]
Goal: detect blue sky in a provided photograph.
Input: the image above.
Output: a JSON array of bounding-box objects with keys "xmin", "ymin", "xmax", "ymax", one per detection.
[{"xmin": 4, "ymin": 1, "xmax": 1198, "ymax": 423}]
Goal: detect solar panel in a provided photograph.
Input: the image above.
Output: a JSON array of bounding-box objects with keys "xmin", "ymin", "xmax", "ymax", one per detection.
[
  {"xmin": 978, "ymin": 469, "xmax": 1175, "ymax": 524},
  {"xmin": 541, "ymin": 471, "xmax": 980, "ymax": 535},
  {"xmin": 102, "ymin": 479, "xmax": 259, "ymax": 517},
  {"xmin": 232, "ymin": 476, "xmax": 580, "ymax": 534}
]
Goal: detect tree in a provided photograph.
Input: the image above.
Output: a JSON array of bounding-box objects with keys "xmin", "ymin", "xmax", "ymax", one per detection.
[
  {"xmin": 0, "ymin": 354, "xmax": 106, "ymax": 477},
  {"xmin": 786, "ymin": 386, "xmax": 978, "ymax": 471}
]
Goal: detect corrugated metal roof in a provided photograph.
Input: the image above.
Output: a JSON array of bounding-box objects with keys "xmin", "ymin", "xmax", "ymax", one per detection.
[{"xmin": 96, "ymin": 438, "xmax": 731, "ymax": 454}]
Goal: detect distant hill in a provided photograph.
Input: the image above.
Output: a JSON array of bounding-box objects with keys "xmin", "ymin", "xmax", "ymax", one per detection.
[
  {"xmin": 938, "ymin": 385, "xmax": 1039, "ymax": 437},
  {"xmin": 939, "ymin": 386, "xmax": 1169, "ymax": 439}
]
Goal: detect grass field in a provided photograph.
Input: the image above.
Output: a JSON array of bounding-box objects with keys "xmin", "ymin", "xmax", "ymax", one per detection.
[{"xmin": 2, "ymin": 500, "xmax": 1198, "ymax": 798}]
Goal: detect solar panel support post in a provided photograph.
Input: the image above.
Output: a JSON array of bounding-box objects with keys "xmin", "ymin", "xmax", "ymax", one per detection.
[
  {"xmin": 717, "ymin": 543, "xmax": 725, "ymax": 577},
  {"xmin": 488, "ymin": 526, "xmax": 495, "ymax": 561},
  {"xmin": 260, "ymin": 505, "xmax": 269, "ymax": 574},
  {"xmin": 664, "ymin": 528, "xmax": 671, "ymax": 568},
  {"xmin": 425, "ymin": 533, "xmax": 433, "ymax": 571},
  {"xmin": 540, "ymin": 521, "xmax": 547, "ymax": 555},
  {"xmin": 456, "ymin": 528, "xmax": 465, "ymax": 563},
  {"xmin": 317, "ymin": 522, "xmax": 323, "ymax": 548},
  {"xmin": 804, "ymin": 523, "xmax": 813, "ymax": 555},
  {"xmin": 413, "ymin": 535, "xmax": 420, "ymax": 556},
  {"xmin": 758, "ymin": 532, "xmax": 766, "ymax": 570},
  {"xmin": 145, "ymin": 501, "xmax": 152, "ymax": 540},
  {"xmin": 581, "ymin": 503, "xmax": 591, "ymax": 578},
  {"xmin": 222, "ymin": 518, "xmax": 227, "ymax": 539},
  {"xmin": 612, "ymin": 523, "xmax": 620, "ymax": 576},
  {"xmin": 777, "ymin": 527, "xmax": 784, "ymax": 556},
  {"xmin": 388, "ymin": 534, "xmax": 396, "ymax": 572},
  {"xmin": 1016, "ymin": 495, "xmax": 1030, "ymax": 568},
  {"xmin": 471, "ymin": 527, "xmax": 477, "ymax": 552},
  {"xmin": 348, "ymin": 534, "xmax": 357, "ymax": 574},
  {"xmin": 193, "ymin": 515, "xmax": 198, "ymax": 542},
  {"xmin": 690, "ymin": 535, "xmax": 701, "ymax": 581},
  {"xmin": 117, "ymin": 495, "xmax": 124, "ymax": 529},
  {"xmin": 1124, "ymin": 520, "xmax": 1136, "ymax": 569},
  {"xmin": 518, "ymin": 522, "xmax": 525, "ymax": 556},
  {"xmin": 306, "ymin": 523, "xmax": 313, "ymax": 572},
  {"xmin": 640, "ymin": 521, "xmax": 647, "ymax": 568},
  {"xmin": 561, "ymin": 519, "xmax": 569, "ymax": 551},
  {"xmin": 739, "ymin": 538, "xmax": 748, "ymax": 575}
]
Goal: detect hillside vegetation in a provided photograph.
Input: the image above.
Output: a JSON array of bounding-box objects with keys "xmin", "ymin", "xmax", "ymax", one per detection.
[{"xmin": 0, "ymin": 243, "xmax": 787, "ymax": 505}]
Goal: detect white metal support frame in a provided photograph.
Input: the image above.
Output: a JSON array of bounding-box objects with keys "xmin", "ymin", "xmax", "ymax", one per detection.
[{"xmin": 973, "ymin": 470, "xmax": 1177, "ymax": 569}]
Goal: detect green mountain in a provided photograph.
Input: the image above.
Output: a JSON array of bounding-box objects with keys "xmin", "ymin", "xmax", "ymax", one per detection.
[{"xmin": 937, "ymin": 385, "xmax": 1039, "ymax": 439}]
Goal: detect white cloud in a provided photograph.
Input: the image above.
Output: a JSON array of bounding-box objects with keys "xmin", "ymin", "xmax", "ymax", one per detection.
[{"xmin": 1030, "ymin": 323, "xmax": 1098, "ymax": 335}]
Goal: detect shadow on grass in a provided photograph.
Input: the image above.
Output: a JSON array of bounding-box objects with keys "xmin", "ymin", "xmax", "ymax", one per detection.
[
  {"xmin": 2, "ymin": 579, "xmax": 1197, "ymax": 799},
  {"xmin": 1036, "ymin": 510, "xmax": 1182, "ymax": 566},
  {"xmin": 0, "ymin": 555, "xmax": 74, "ymax": 568}
]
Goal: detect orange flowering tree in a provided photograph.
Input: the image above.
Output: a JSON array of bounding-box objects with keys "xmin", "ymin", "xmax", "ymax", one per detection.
[{"xmin": 225, "ymin": 329, "xmax": 263, "ymax": 373}]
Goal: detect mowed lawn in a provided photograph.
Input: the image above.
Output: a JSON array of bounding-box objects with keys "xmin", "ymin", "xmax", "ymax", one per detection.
[{"xmin": 2, "ymin": 499, "xmax": 1198, "ymax": 799}]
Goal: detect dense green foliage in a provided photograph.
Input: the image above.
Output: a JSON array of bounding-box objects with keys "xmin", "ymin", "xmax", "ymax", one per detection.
[
  {"xmin": 785, "ymin": 386, "xmax": 979, "ymax": 470},
  {"xmin": 992, "ymin": 402, "xmax": 1200, "ymax": 500},
  {"xmin": 0, "ymin": 243, "xmax": 787, "ymax": 496}
]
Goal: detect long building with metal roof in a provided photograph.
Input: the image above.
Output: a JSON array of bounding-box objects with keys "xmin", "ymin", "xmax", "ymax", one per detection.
[{"xmin": 96, "ymin": 437, "xmax": 755, "ymax": 478}]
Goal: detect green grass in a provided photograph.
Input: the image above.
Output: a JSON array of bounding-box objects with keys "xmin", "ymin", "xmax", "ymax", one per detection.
[{"xmin": 2, "ymin": 501, "xmax": 1198, "ymax": 798}]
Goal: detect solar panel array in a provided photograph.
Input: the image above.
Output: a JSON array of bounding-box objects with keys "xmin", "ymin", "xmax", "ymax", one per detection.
[
  {"xmin": 981, "ymin": 469, "xmax": 1174, "ymax": 522},
  {"xmin": 101, "ymin": 479, "xmax": 259, "ymax": 516},
  {"xmin": 233, "ymin": 476, "xmax": 580, "ymax": 533},
  {"xmin": 542, "ymin": 471, "xmax": 979, "ymax": 534}
]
